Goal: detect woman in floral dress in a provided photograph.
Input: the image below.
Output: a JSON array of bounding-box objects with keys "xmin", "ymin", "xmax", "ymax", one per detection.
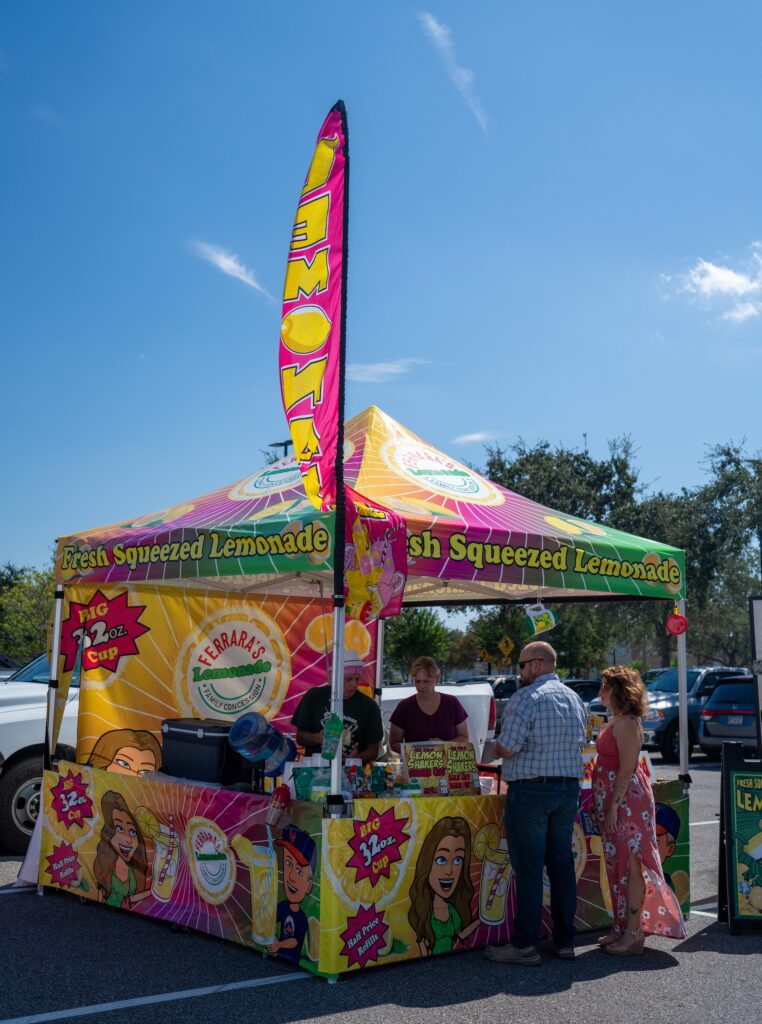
[{"xmin": 593, "ymin": 666, "xmax": 686, "ymax": 955}]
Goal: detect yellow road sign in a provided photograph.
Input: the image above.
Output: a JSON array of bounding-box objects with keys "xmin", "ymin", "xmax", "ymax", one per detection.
[{"xmin": 498, "ymin": 636, "xmax": 514, "ymax": 657}]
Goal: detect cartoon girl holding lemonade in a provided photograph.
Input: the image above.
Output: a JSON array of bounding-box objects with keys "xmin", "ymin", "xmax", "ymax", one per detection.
[{"xmin": 408, "ymin": 816, "xmax": 479, "ymax": 956}]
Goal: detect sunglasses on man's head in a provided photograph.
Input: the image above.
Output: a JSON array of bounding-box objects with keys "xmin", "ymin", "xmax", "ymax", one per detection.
[{"xmin": 518, "ymin": 659, "xmax": 537, "ymax": 669}]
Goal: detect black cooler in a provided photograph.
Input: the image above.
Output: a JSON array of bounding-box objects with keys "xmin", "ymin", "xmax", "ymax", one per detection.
[{"xmin": 161, "ymin": 718, "xmax": 264, "ymax": 790}]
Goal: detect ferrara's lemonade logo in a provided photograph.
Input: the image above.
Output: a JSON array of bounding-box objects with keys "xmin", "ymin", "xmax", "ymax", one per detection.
[
  {"xmin": 229, "ymin": 459, "xmax": 303, "ymax": 500},
  {"xmin": 176, "ymin": 607, "xmax": 290, "ymax": 720},
  {"xmin": 383, "ymin": 440, "xmax": 504, "ymax": 506},
  {"xmin": 186, "ymin": 818, "xmax": 236, "ymax": 905}
]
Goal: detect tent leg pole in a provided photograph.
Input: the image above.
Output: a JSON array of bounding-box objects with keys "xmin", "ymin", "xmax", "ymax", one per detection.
[
  {"xmin": 44, "ymin": 587, "xmax": 65, "ymax": 772},
  {"xmin": 676, "ymin": 598, "xmax": 691, "ymax": 791},
  {"xmin": 375, "ymin": 619, "xmax": 385, "ymax": 700},
  {"xmin": 329, "ymin": 606, "xmax": 346, "ymax": 797}
]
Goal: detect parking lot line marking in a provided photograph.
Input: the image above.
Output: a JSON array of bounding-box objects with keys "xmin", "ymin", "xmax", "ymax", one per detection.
[
  {"xmin": 689, "ymin": 820, "xmax": 720, "ymax": 826},
  {"xmin": 0, "ymin": 972, "xmax": 312, "ymax": 1024},
  {"xmin": 690, "ymin": 909, "xmax": 718, "ymax": 918}
]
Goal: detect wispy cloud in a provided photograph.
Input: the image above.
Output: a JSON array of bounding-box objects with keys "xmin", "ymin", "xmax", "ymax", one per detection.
[
  {"xmin": 191, "ymin": 240, "xmax": 274, "ymax": 301},
  {"xmin": 666, "ymin": 243, "xmax": 762, "ymax": 322},
  {"xmin": 452, "ymin": 431, "xmax": 496, "ymax": 444},
  {"xmin": 32, "ymin": 105, "xmax": 65, "ymax": 130},
  {"xmin": 346, "ymin": 358, "xmax": 426, "ymax": 383},
  {"xmin": 418, "ymin": 11, "xmax": 488, "ymax": 136}
]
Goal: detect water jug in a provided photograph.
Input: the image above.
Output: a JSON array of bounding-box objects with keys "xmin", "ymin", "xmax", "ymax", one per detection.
[{"xmin": 228, "ymin": 712, "xmax": 296, "ymax": 777}]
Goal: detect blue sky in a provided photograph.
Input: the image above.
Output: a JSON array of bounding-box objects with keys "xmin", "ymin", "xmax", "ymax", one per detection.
[{"xmin": 2, "ymin": 2, "xmax": 761, "ymax": 570}]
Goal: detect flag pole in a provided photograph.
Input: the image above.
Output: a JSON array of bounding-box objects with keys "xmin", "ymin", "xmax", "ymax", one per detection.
[{"xmin": 329, "ymin": 100, "xmax": 349, "ymax": 802}]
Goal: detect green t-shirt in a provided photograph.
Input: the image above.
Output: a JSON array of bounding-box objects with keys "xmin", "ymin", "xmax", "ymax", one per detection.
[
  {"xmin": 431, "ymin": 904, "xmax": 462, "ymax": 955},
  {"xmin": 291, "ymin": 685, "xmax": 383, "ymax": 756}
]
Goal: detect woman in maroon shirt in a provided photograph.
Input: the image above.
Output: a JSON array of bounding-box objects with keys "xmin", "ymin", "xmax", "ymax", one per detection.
[{"xmin": 389, "ymin": 656, "xmax": 469, "ymax": 752}]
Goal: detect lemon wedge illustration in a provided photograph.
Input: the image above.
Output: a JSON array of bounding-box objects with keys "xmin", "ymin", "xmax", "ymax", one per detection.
[{"xmin": 474, "ymin": 823, "xmax": 501, "ymax": 862}]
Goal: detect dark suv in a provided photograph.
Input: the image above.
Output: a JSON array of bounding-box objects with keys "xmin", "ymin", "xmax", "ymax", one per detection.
[
  {"xmin": 698, "ymin": 678, "xmax": 758, "ymax": 755},
  {"xmin": 587, "ymin": 666, "xmax": 750, "ymax": 763}
]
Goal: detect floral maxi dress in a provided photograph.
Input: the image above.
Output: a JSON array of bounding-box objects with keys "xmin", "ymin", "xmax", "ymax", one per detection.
[{"xmin": 593, "ymin": 725, "xmax": 686, "ymax": 939}]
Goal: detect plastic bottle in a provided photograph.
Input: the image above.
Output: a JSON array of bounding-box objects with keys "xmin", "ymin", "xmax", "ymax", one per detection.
[
  {"xmin": 228, "ymin": 713, "xmax": 296, "ymax": 777},
  {"xmin": 321, "ymin": 712, "xmax": 344, "ymax": 761}
]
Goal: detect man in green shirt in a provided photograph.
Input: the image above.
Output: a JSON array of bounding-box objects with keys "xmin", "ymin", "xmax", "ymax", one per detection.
[{"xmin": 291, "ymin": 654, "xmax": 383, "ymax": 764}]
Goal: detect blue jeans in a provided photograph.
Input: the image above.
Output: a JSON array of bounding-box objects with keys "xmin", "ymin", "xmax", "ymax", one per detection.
[{"xmin": 504, "ymin": 777, "xmax": 580, "ymax": 949}]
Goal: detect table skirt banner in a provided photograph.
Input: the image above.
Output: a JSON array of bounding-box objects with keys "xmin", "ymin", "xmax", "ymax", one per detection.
[
  {"xmin": 39, "ymin": 767, "xmax": 689, "ymax": 978},
  {"xmin": 38, "ymin": 763, "xmax": 325, "ymax": 966}
]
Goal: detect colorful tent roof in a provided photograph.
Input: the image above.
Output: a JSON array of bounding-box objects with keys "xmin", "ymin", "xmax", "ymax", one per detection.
[{"xmin": 55, "ymin": 406, "xmax": 685, "ymax": 602}]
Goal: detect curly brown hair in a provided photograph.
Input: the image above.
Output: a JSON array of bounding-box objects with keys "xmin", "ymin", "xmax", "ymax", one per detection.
[{"xmin": 601, "ymin": 665, "xmax": 648, "ymax": 717}]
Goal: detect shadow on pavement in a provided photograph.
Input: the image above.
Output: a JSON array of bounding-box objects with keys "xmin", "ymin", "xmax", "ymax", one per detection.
[{"xmin": 673, "ymin": 919, "xmax": 762, "ymax": 955}]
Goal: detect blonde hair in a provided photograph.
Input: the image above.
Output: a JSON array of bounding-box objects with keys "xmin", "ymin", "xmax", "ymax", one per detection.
[
  {"xmin": 410, "ymin": 656, "xmax": 441, "ymax": 682},
  {"xmin": 601, "ymin": 666, "xmax": 648, "ymax": 717}
]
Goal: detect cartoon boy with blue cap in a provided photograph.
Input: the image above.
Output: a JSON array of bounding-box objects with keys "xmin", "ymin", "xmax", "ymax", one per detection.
[
  {"xmin": 266, "ymin": 825, "xmax": 316, "ymax": 964},
  {"xmin": 655, "ymin": 803, "xmax": 680, "ymax": 889}
]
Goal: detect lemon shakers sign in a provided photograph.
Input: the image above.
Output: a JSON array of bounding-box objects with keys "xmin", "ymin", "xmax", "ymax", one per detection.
[{"xmin": 279, "ymin": 102, "xmax": 348, "ymax": 512}]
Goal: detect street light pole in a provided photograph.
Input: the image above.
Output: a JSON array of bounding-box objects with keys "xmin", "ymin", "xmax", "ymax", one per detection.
[{"xmin": 269, "ymin": 439, "xmax": 293, "ymax": 460}]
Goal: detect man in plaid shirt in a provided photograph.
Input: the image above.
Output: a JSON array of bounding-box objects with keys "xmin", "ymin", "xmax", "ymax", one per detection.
[{"xmin": 485, "ymin": 640, "xmax": 587, "ymax": 966}]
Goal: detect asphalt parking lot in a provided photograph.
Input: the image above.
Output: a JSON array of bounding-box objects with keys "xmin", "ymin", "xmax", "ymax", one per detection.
[{"xmin": 1, "ymin": 756, "xmax": 760, "ymax": 1024}]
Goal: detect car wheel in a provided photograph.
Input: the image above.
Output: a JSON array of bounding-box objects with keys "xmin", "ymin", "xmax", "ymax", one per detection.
[
  {"xmin": 660, "ymin": 721, "xmax": 693, "ymax": 765},
  {"xmin": 0, "ymin": 756, "xmax": 43, "ymax": 854}
]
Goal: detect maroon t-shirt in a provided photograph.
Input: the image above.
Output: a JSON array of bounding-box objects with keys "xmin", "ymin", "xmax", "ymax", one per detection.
[{"xmin": 390, "ymin": 693, "xmax": 468, "ymax": 742}]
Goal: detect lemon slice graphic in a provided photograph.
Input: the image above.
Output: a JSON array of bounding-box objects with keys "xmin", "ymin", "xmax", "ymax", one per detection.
[
  {"xmin": 305, "ymin": 613, "xmax": 334, "ymax": 653},
  {"xmin": 322, "ymin": 799, "xmax": 417, "ymax": 909},
  {"xmin": 135, "ymin": 806, "xmax": 161, "ymax": 843},
  {"xmin": 474, "ymin": 823, "xmax": 501, "ymax": 862},
  {"xmin": 345, "ymin": 619, "xmax": 372, "ymax": 659}
]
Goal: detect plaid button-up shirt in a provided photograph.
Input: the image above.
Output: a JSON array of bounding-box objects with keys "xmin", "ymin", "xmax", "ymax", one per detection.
[{"xmin": 499, "ymin": 673, "xmax": 587, "ymax": 781}]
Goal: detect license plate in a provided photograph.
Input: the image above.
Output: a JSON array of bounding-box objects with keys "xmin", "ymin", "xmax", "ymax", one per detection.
[{"xmin": 727, "ymin": 715, "xmax": 743, "ymax": 725}]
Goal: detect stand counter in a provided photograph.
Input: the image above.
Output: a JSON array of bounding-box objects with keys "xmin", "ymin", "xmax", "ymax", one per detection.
[{"xmin": 39, "ymin": 762, "xmax": 690, "ymax": 979}]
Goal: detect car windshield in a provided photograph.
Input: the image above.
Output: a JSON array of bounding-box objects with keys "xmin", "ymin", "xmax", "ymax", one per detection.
[
  {"xmin": 707, "ymin": 682, "xmax": 754, "ymax": 704},
  {"xmin": 647, "ymin": 669, "xmax": 700, "ymax": 693},
  {"xmin": 494, "ymin": 680, "xmax": 517, "ymax": 698},
  {"xmin": 573, "ymin": 684, "xmax": 599, "ymax": 701},
  {"xmin": 7, "ymin": 654, "xmax": 49, "ymax": 683},
  {"xmin": 6, "ymin": 650, "xmax": 82, "ymax": 687}
]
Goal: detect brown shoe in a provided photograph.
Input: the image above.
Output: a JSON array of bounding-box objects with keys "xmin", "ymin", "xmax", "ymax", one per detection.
[{"xmin": 597, "ymin": 929, "xmax": 621, "ymax": 946}]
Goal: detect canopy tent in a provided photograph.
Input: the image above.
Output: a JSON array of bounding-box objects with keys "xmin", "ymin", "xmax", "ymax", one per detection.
[
  {"xmin": 55, "ymin": 405, "xmax": 685, "ymax": 605},
  {"xmin": 48, "ymin": 404, "xmax": 691, "ymax": 781}
]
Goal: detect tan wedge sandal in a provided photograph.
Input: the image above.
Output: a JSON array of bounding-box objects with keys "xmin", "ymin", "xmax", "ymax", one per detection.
[{"xmin": 606, "ymin": 929, "xmax": 645, "ymax": 956}]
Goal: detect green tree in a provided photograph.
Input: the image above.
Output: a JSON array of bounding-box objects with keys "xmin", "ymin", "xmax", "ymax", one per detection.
[
  {"xmin": 484, "ymin": 436, "xmax": 640, "ymax": 524},
  {"xmin": 383, "ymin": 608, "xmax": 452, "ymax": 678},
  {"xmin": 482, "ymin": 435, "xmax": 761, "ymax": 669},
  {"xmin": 683, "ymin": 552, "xmax": 756, "ymax": 667},
  {"xmin": 0, "ymin": 565, "xmax": 55, "ymax": 664}
]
